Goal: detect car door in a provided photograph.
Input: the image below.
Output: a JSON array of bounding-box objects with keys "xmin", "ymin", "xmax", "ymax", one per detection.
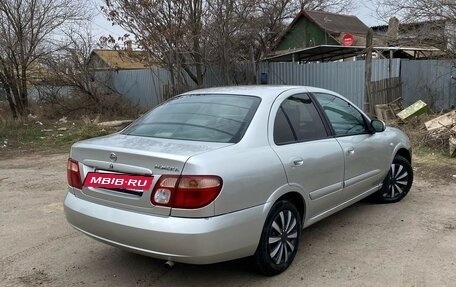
[
  {"xmin": 313, "ymin": 92, "xmax": 391, "ymax": 200},
  {"xmin": 269, "ymin": 92, "xmax": 345, "ymax": 221}
]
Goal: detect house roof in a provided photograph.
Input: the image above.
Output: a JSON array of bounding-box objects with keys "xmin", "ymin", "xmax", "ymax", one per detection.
[
  {"xmin": 89, "ymin": 49, "xmax": 155, "ymax": 70},
  {"xmin": 270, "ymin": 10, "xmax": 370, "ymax": 52},
  {"xmin": 304, "ymin": 10, "xmax": 369, "ymax": 35}
]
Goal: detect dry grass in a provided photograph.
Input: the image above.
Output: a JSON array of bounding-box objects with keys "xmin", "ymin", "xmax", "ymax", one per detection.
[
  {"xmin": 33, "ymin": 93, "xmax": 145, "ymax": 121},
  {"xmin": 0, "ymin": 91, "xmax": 144, "ymax": 157},
  {"xmin": 0, "ymin": 91, "xmax": 146, "ymax": 157},
  {"xmin": 0, "ymin": 117, "xmax": 124, "ymax": 158}
]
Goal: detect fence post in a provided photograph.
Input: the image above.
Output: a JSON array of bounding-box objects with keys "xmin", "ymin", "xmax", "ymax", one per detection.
[{"xmin": 364, "ymin": 28, "xmax": 374, "ymax": 114}]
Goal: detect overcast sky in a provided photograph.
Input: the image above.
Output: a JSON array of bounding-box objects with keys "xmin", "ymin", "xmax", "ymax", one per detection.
[
  {"xmin": 90, "ymin": 0, "xmax": 386, "ymax": 40},
  {"xmin": 358, "ymin": 1, "xmax": 384, "ymax": 26}
]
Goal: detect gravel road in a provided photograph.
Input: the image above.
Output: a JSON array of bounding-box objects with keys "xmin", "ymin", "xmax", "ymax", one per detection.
[{"xmin": 1, "ymin": 153, "xmax": 455, "ymax": 287}]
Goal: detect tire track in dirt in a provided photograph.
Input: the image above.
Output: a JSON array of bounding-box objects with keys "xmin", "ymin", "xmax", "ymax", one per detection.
[{"xmin": 0, "ymin": 232, "xmax": 78, "ymax": 272}]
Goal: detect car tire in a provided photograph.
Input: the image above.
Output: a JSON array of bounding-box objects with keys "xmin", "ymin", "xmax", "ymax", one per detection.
[
  {"xmin": 370, "ymin": 155, "xmax": 413, "ymax": 203},
  {"xmin": 254, "ymin": 200, "xmax": 301, "ymax": 276}
]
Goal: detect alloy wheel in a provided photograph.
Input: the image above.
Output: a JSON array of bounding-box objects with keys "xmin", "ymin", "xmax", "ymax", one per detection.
[
  {"xmin": 383, "ymin": 163, "xmax": 409, "ymax": 199},
  {"xmin": 268, "ymin": 210, "xmax": 299, "ymax": 265}
]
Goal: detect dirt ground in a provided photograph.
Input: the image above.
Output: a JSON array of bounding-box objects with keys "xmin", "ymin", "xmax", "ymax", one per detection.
[{"xmin": 1, "ymin": 153, "xmax": 455, "ymax": 287}]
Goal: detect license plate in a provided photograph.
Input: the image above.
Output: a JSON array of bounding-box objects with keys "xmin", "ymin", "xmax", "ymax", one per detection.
[{"xmin": 83, "ymin": 172, "xmax": 153, "ymax": 191}]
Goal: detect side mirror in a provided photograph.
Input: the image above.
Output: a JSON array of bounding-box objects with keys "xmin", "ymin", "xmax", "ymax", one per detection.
[{"xmin": 371, "ymin": 119, "xmax": 386, "ymax": 133}]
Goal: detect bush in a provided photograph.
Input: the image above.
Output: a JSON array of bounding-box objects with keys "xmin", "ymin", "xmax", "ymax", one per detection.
[{"xmin": 33, "ymin": 88, "xmax": 145, "ymax": 120}]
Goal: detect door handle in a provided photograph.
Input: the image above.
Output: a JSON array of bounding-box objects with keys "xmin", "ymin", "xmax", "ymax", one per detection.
[
  {"xmin": 345, "ymin": 147, "xmax": 355, "ymax": 156},
  {"xmin": 292, "ymin": 159, "xmax": 304, "ymax": 166}
]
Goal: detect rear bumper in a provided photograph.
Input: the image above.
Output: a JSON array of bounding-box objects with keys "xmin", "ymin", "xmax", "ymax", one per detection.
[{"xmin": 64, "ymin": 192, "xmax": 267, "ymax": 264}]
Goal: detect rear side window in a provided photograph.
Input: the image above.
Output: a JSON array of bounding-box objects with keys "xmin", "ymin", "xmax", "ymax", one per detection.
[
  {"xmin": 123, "ymin": 94, "xmax": 261, "ymax": 143},
  {"xmin": 274, "ymin": 94, "xmax": 328, "ymax": 145}
]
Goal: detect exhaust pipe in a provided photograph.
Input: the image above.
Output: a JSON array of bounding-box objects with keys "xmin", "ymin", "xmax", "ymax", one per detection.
[{"xmin": 165, "ymin": 260, "xmax": 175, "ymax": 268}]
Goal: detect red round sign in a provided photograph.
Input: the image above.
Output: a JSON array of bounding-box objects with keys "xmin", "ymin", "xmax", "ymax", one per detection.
[{"xmin": 342, "ymin": 33, "xmax": 355, "ymax": 46}]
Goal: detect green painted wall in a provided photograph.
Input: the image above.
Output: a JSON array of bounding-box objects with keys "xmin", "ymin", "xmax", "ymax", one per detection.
[{"xmin": 276, "ymin": 18, "xmax": 338, "ymax": 51}]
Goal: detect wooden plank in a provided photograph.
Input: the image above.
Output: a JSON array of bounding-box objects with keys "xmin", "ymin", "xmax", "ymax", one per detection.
[
  {"xmin": 397, "ymin": 100, "xmax": 430, "ymax": 120},
  {"xmin": 424, "ymin": 111, "xmax": 456, "ymax": 131}
]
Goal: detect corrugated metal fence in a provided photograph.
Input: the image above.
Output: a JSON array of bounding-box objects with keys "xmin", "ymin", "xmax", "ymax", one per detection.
[
  {"xmin": 106, "ymin": 69, "xmax": 168, "ymax": 108},
  {"xmin": 401, "ymin": 60, "xmax": 456, "ymax": 111},
  {"xmin": 96, "ymin": 64, "xmax": 249, "ymax": 108},
  {"xmin": 257, "ymin": 59, "xmax": 400, "ymax": 108},
  {"xmin": 97, "ymin": 59, "xmax": 455, "ymax": 111}
]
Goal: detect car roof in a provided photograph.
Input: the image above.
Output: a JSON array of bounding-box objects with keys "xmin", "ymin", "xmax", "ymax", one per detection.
[{"xmin": 180, "ymin": 85, "xmax": 325, "ymax": 99}]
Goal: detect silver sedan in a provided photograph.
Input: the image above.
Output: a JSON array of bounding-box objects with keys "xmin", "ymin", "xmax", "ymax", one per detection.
[{"xmin": 64, "ymin": 86, "xmax": 413, "ymax": 275}]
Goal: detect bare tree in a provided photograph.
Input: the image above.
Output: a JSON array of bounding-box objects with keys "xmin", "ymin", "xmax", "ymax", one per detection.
[
  {"xmin": 295, "ymin": 0, "xmax": 352, "ymax": 13},
  {"xmin": 375, "ymin": 0, "xmax": 456, "ymax": 55},
  {"xmin": 102, "ymin": 0, "xmax": 206, "ymax": 93},
  {"xmin": 40, "ymin": 28, "xmax": 102, "ymax": 106},
  {"xmin": 207, "ymin": 0, "xmax": 354, "ymax": 83},
  {"xmin": 38, "ymin": 28, "xmax": 138, "ymax": 116},
  {"xmin": 101, "ymin": 0, "xmax": 353, "ymax": 89},
  {"xmin": 253, "ymin": 0, "xmax": 353, "ymax": 58},
  {"xmin": 0, "ymin": 0, "xmax": 90, "ymax": 118},
  {"xmin": 375, "ymin": 0, "xmax": 456, "ymax": 22}
]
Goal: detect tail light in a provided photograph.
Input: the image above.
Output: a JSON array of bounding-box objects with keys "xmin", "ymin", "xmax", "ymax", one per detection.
[
  {"xmin": 152, "ymin": 175, "xmax": 223, "ymax": 209},
  {"xmin": 67, "ymin": 158, "xmax": 83, "ymax": 189}
]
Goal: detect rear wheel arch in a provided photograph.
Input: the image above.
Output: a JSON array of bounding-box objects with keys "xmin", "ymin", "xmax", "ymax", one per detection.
[{"xmin": 276, "ymin": 192, "xmax": 306, "ymax": 226}]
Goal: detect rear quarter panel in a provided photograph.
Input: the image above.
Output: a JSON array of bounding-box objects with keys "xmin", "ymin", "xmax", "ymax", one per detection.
[{"xmin": 179, "ymin": 144, "xmax": 287, "ymax": 216}]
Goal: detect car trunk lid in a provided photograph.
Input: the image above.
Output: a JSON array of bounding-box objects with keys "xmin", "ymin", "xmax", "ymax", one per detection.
[{"xmin": 70, "ymin": 133, "xmax": 231, "ymax": 215}]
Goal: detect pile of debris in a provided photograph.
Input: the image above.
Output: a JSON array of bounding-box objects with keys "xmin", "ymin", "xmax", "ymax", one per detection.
[
  {"xmin": 424, "ymin": 111, "xmax": 456, "ymax": 157},
  {"xmin": 375, "ymin": 99, "xmax": 456, "ymax": 157}
]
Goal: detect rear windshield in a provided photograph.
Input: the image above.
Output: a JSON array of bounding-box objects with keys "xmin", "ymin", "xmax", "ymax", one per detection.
[{"xmin": 123, "ymin": 94, "xmax": 261, "ymax": 143}]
